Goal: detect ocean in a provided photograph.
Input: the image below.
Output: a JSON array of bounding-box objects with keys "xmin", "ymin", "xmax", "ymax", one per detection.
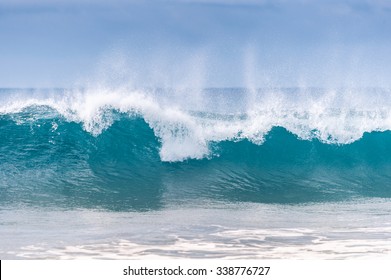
[{"xmin": 1, "ymin": 87, "xmax": 391, "ymax": 259}]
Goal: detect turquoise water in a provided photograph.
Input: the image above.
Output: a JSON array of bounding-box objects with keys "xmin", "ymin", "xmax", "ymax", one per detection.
[{"xmin": 1, "ymin": 88, "xmax": 391, "ymax": 258}]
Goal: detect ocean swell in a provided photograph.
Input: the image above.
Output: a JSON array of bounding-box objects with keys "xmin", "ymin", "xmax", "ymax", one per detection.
[{"xmin": 1, "ymin": 87, "xmax": 391, "ymax": 209}]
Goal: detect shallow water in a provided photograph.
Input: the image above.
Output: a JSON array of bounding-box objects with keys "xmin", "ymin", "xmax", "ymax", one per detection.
[{"xmin": 1, "ymin": 199, "xmax": 391, "ymax": 259}]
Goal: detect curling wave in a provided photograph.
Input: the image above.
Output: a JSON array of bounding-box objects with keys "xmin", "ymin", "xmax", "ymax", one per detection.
[
  {"xmin": 1, "ymin": 87, "xmax": 391, "ymax": 161},
  {"xmin": 1, "ymin": 88, "xmax": 391, "ymax": 209}
]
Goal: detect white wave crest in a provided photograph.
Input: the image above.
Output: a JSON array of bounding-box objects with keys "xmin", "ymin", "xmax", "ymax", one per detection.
[{"xmin": 1, "ymin": 87, "xmax": 391, "ymax": 161}]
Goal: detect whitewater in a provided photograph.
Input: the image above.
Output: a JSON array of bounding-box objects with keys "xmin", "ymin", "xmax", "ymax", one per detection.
[{"xmin": 2, "ymin": 87, "xmax": 391, "ymax": 161}]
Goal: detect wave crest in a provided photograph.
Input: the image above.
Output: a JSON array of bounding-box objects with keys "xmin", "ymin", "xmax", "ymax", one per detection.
[{"xmin": 1, "ymin": 87, "xmax": 391, "ymax": 161}]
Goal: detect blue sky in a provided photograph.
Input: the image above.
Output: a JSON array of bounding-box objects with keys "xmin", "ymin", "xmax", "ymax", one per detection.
[{"xmin": 1, "ymin": 0, "xmax": 391, "ymax": 88}]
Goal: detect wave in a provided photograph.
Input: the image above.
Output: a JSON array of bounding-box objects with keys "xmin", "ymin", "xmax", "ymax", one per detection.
[
  {"xmin": 1, "ymin": 87, "xmax": 391, "ymax": 162},
  {"xmin": 1, "ymin": 88, "xmax": 391, "ymax": 209}
]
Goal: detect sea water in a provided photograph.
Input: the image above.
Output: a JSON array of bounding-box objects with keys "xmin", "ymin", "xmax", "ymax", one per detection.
[{"xmin": 1, "ymin": 87, "xmax": 391, "ymax": 259}]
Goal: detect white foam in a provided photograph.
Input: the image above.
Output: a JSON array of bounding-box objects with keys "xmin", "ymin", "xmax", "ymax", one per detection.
[{"xmin": 1, "ymin": 87, "xmax": 391, "ymax": 161}]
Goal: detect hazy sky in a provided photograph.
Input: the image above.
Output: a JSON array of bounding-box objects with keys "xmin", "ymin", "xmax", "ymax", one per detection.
[{"xmin": 1, "ymin": 0, "xmax": 391, "ymax": 87}]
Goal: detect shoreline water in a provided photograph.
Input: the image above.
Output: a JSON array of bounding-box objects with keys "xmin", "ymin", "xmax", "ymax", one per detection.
[{"xmin": 1, "ymin": 199, "xmax": 391, "ymax": 259}]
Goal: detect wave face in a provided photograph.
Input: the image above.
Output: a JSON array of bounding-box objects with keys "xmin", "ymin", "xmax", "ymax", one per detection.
[{"xmin": 1, "ymin": 88, "xmax": 391, "ymax": 210}]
